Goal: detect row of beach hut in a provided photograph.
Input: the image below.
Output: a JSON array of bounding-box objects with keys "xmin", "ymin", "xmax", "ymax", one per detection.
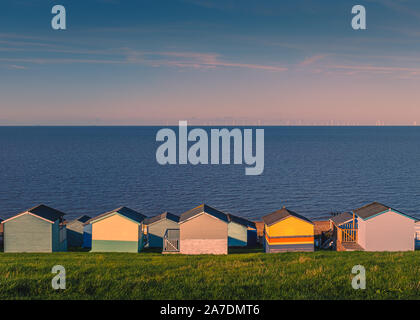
[{"xmin": 0, "ymin": 202, "xmax": 419, "ymax": 253}]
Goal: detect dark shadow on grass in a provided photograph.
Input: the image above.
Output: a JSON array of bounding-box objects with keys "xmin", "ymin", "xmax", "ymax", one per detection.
[{"xmin": 228, "ymin": 246, "xmax": 264, "ymax": 254}]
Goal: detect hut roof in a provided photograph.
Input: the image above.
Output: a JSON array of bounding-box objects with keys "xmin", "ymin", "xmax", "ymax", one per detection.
[
  {"xmin": 67, "ymin": 215, "xmax": 91, "ymax": 225},
  {"xmin": 76, "ymin": 215, "xmax": 91, "ymax": 223},
  {"xmin": 179, "ymin": 204, "xmax": 229, "ymax": 224},
  {"xmin": 227, "ymin": 213, "xmax": 256, "ymax": 229},
  {"xmin": 262, "ymin": 207, "xmax": 313, "ymax": 226},
  {"xmin": 330, "ymin": 212, "xmax": 354, "ymax": 226},
  {"xmin": 2, "ymin": 204, "xmax": 65, "ymax": 224},
  {"xmin": 354, "ymin": 202, "xmax": 417, "ymax": 221},
  {"xmin": 144, "ymin": 212, "xmax": 179, "ymax": 225},
  {"xmin": 313, "ymin": 220, "xmax": 331, "ymax": 235},
  {"xmin": 89, "ymin": 207, "xmax": 146, "ymax": 225}
]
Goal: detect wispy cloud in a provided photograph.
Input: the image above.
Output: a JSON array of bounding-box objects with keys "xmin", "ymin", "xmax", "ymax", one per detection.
[
  {"xmin": 7, "ymin": 64, "xmax": 26, "ymax": 70},
  {"xmin": 142, "ymin": 51, "xmax": 288, "ymax": 71},
  {"xmin": 0, "ymin": 38, "xmax": 287, "ymax": 72},
  {"xmin": 299, "ymin": 54, "xmax": 328, "ymax": 66},
  {"xmin": 330, "ymin": 64, "xmax": 420, "ymax": 76}
]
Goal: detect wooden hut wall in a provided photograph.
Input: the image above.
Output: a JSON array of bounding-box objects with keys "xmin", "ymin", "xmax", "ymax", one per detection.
[
  {"xmin": 91, "ymin": 214, "xmax": 142, "ymax": 252},
  {"xmin": 180, "ymin": 213, "xmax": 228, "ymax": 255},
  {"xmin": 265, "ymin": 216, "xmax": 314, "ymax": 253},
  {"xmin": 3, "ymin": 214, "xmax": 53, "ymax": 252},
  {"xmin": 228, "ymin": 222, "xmax": 248, "ymax": 247}
]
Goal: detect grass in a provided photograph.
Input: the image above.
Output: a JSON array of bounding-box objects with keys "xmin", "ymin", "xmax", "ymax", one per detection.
[{"xmin": 0, "ymin": 248, "xmax": 419, "ymax": 299}]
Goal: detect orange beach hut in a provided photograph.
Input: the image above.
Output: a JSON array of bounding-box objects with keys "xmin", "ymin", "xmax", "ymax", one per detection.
[
  {"xmin": 262, "ymin": 207, "xmax": 314, "ymax": 253},
  {"xmin": 89, "ymin": 207, "xmax": 146, "ymax": 252}
]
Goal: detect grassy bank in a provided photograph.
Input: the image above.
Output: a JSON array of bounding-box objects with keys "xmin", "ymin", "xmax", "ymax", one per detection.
[{"xmin": 0, "ymin": 248, "xmax": 418, "ymax": 299}]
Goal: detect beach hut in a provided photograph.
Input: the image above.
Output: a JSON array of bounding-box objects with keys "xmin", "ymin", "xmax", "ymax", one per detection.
[
  {"xmin": 227, "ymin": 214, "xmax": 257, "ymax": 247},
  {"xmin": 415, "ymin": 221, "xmax": 420, "ymax": 250},
  {"xmin": 143, "ymin": 212, "xmax": 179, "ymax": 248},
  {"xmin": 66, "ymin": 215, "xmax": 91, "ymax": 247},
  {"xmin": 334, "ymin": 202, "xmax": 417, "ymax": 252},
  {"xmin": 2, "ymin": 204, "xmax": 67, "ymax": 252},
  {"xmin": 354, "ymin": 202, "xmax": 416, "ymax": 251},
  {"xmin": 89, "ymin": 207, "xmax": 146, "ymax": 253},
  {"xmin": 262, "ymin": 207, "xmax": 314, "ymax": 253},
  {"xmin": 178, "ymin": 204, "xmax": 229, "ymax": 255}
]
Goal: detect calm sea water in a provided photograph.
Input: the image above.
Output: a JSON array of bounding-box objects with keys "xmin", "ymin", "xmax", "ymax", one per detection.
[{"xmin": 1, "ymin": 126, "xmax": 420, "ymax": 221}]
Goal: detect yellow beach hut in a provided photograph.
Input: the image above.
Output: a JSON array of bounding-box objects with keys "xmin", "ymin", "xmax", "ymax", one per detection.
[
  {"xmin": 89, "ymin": 207, "xmax": 146, "ymax": 253},
  {"xmin": 262, "ymin": 207, "xmax": 314, "ymax": 253}
]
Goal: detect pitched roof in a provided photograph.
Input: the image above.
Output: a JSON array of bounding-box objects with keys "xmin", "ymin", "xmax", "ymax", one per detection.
[
  {"xmin": 179, "ymin": 204, "xmax": 229, "ymax": 224},
  {"xmin": 67, "ymin": 215, "xmax": 91, "ymax": 225},
  {"xmin": 353, "ymin": 202, "xmax": 418, "ymax": 221},
  {"xmin": 353, "ymin": 202, "xmax": 390, "ymax": 220},
  {"xmin": 89, "ymin": 207, "xmax": 146, "ymax": 224},
  {"xmin": 227, "ymin": 213, "xmax": 256, "ymax": 229},
  {"xmin": 76, "ymin": 215, "xmax": 91, "ymax": 223},
  {"xmin": 262, "ymin": 207, "xmax": 313, "ymax": 226},
  {"xmin": 330, "ymin": 212, "xmax": 354, "ymax": 226},
  {"xmin": 144, "ymin": 212, "xmax": 179, "ymax": 225},
  {"xmin": 3, "ymin": 204, "xmax": 65, "ymax": 224}
]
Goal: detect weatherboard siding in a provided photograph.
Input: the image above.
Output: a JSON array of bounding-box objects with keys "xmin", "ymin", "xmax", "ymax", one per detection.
[
  {"xmin": 357, "ymin": 217, "xmax": 367, "ymax": 249},
  {"xmin": 92, "ymin": 214, "xmax": 139, "ymax": 241},
  {"xmin": 266, "ymin": 216, "xmax": 313, "ymax": 237},
  {"xmin": 180, "ymin": 239, "xmax": 227, "ymax": 255},
  {"xmin": 228, "ymin": 222, "xmax": 247, "ymax": 247},
  {"xmin": 180, "ymin": 214, "xmax": 227, "ymax": 240},
  {"xmin": 265, "ymin": 242, "xmax": 314, "ymax": 253},
  {"xmin": 147, "ymin": 219, "xmax": 179, "ymax": 248},
  {"xmin": 91, "ymin": 214, "xmax": 142, "ymax": 252},
  {"xmin": 264, "ymin": 216, "xmax": 314, "ymax": 253},
  {"xmin": 4, "ymin": 214, "xmax": 52, "ymax": 252},
  {"xmin": 91, "ymin": 240, "xmax": 139, "ymax": 252},
  {"xmin": 359, "ymin": 210, "xmax": 414, "ymax": 251},
  {"xmin": 180, "ymin": 213, "xmax": 228, "ymax": 255}
]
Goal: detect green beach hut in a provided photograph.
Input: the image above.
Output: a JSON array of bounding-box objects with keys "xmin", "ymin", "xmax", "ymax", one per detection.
[{"xmin": 2, "ymin": 204, "xmax": 67, "ymax": 252}]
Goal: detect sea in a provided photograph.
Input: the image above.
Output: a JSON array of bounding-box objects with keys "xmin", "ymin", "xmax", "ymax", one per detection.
[{"xmin": 1, "ymin": 126, "xmax": 420, "ymax": 221}]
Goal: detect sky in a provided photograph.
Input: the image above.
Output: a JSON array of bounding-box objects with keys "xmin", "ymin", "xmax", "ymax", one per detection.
[{"xmin": 1, "ymin": 0, "xmax": 420, "ymax": 125}]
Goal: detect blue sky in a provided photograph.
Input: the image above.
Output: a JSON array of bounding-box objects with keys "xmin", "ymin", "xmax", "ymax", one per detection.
[{"xmin": 1, "ymin": 0, "xmax": 420, "ymax": 125}]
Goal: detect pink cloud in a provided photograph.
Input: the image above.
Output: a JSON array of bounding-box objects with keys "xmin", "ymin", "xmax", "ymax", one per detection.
[{"xmin": 331, "ymin": 64, "xmax": 420, "ymax": 74}]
